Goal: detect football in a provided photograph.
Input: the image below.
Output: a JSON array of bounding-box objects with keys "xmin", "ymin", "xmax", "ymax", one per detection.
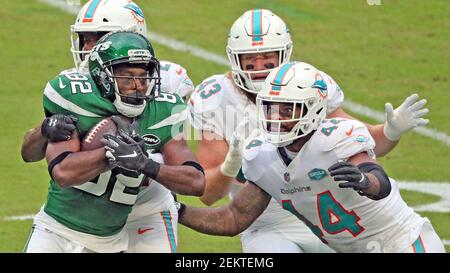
[{"xmin": 81, "ymin": 116, "xmax": 132, "ymax": 150}]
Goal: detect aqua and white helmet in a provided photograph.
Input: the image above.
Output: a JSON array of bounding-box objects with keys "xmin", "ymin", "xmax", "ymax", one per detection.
[
  {"xmin": 71, "ymin": 0, "xmax": 147, "ymax": 70},
  {"xmin": 257, "ymin": 62, "xmax": 328, "ymax": 147},
  {"xmin": 226, "ymin": 9, "xmax": 293, "ymax": 94}
]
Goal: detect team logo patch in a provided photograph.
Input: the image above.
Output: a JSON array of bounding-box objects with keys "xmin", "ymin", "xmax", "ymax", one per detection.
[
  {"xmin": 124, "ymin": 3, "xmax": 145, "ymax": 24},
  {"xmin": 142, "ymin": 134, "xmax": 161, "ymax": 146},
  {"xmin": 308, "ymin": 168, "xmax": 328, "ymax": 181},
  {"xmin": 355, "ymin": 135, "xmax": 368, "ymax": 143},
  {"xmin": 312, "ymin": 79, "xmax": 328, "ymax": 98},
  {"xmin": 245, "ymin": 139, "xmax": 263, "ymax": 149},
  {"xmin": 284, "ymin": 172, "xmax": 291, "ymax": 183},
  {"xmin": 328, "ymin": 119, "xmax": 343, "ymax": 125}
]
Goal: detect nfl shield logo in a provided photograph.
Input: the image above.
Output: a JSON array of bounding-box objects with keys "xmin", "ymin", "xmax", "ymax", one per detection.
[{"xmin": 284, "ymin": 172, "xmax": 290, "ymax": 183}]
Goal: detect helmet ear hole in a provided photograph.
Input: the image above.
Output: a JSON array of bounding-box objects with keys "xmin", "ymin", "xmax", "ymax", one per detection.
[{"xmin": 98, "ymin": 70, "xmax": 115, "ymax": 100}]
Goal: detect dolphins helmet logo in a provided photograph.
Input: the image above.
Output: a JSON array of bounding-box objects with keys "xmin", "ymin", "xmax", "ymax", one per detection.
[{"xmin": 124, "ymin": 3, "xmax": 145, "ymax": 24}]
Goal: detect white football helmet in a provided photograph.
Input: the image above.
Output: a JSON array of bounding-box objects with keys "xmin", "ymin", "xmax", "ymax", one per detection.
[
  {"xmin": 226, "ymin": 9, "xmax": 293, "ymax": 93},
  {"xmin": 257, "ymin": 62, "xmax": 328, "ymax": 147},
  {"xmin": 71, "ymin": 0, "xmax": 147, "ymax": 70}
]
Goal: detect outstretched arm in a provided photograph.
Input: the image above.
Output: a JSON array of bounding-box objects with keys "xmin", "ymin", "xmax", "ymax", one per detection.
[
  {"xmin": 328, "ymin": 108, "xmax": 397, "ymax": 157},
  {"xmin": 328, "ymin": 94, "xmax": 429, "ymax": 157},
  {"xmin": 179, "ymin": 181, "xmax": 271, "ymax": 236}
]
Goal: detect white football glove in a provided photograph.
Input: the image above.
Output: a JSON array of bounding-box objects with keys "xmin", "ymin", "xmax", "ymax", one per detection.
[
  {"xmin": 383, "ymin": 93, "xmax": 429, "ymax": 141},
  {"xmin": 220, "ymin": 117, "xmax": 257, "ymax": 178}
]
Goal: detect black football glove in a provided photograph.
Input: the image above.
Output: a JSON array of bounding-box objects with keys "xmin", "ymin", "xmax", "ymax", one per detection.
[
  {"xmin": 41, "ymin": 114, "xmax": 78, "ymax": 142},
  {"xmin": 103, "ymin": 130, "xmax": 159, "ymax": 178},
  {"xmin": 328, "ymin": 161, "xmax": 371, "ymax": 193},
  {"xmin": 110, "ymin": 115, "xmax": 145, "ymax": 152}
]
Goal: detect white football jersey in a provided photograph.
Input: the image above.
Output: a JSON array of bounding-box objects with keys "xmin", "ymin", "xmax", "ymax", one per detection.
[
  {"xmin": 242, "ymin": 118, "xmax": 427, "ymax": 253},
  {"xmin": 188, "ymin": 72, "xmax": 345, "ymax": 232}
]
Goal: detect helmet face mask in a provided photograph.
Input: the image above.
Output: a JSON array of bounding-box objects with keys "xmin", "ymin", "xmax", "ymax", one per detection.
[
  {"xmin": 71, "ymin": 0, "xmax": 147, "ymax": 70},
  {"xmin": 257, "ymin": 62, "xmax": 328, "ymax": 147},
  {"xmin": 89, "ymin": 31, "xmax": 161, "ymax": 117},
  {"xmin": 227, "ymin": 9, "xmax": 293, "ymax": 94},
  {"xmin": 71, "ymin": 31, "xmax": 109, "ymax": 68}
]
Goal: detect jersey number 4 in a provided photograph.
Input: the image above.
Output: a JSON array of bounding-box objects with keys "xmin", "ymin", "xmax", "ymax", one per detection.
[{"xmin": 282, "ymin": 191, "xmax": 365, "ymax": 242}]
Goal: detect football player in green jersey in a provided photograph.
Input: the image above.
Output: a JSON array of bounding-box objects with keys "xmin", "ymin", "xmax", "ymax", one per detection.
[
  {"xmin": 22, "ymin": 0, "xmax": 196, "ymax": 253},
  {"xmin": 24, "ymin": 31, "xmax": 204, "ymax": 253}
]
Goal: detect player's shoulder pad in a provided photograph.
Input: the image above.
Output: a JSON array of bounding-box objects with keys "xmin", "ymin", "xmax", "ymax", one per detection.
[
  {"xmin": 242, "ymin": 135, "xmax": 277, "ymax": 182},
  {"xmin": 159, "ymin": 60, "xmax": 194, "ymax": 97},
  {"xmin": 45, "ymin": 72, "xmax": 87, "ymax": 97},
  {"xmin": 59, "ymin": 68, "xmax": 78, "ymax": 75},
  {"xmin": 147, "ymin": 92, "xmax": 187, "ymax": 130},
  {"xmin": 188, "ymin": 74, "xmax": 230, "ymax": 113},
  {"xmin": 318, "ymin": 118, "xmax": 375, "ymax": 158},
  {"xmin": 155, "ymin": 91, "xmax": 185, "ymax": 105},
  {"xmin": 153, "ymin": 91, "xmax": 186, "ymax": 118}
]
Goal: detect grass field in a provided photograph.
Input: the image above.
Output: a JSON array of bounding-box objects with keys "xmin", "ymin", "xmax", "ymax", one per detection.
[{"xmin": 0, "ymin": 0, "xmax": 448, "ymax": 252}]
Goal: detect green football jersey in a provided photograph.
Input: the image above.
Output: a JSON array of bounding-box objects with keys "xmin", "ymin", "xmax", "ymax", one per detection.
[{"xmin": 42, "ymin": 72, "xmax": 186, "ymax": 236}]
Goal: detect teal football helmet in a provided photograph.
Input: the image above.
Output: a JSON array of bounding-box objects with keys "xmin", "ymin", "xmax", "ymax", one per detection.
[{"xmin": 89, "ymin": 31, "xmax": 160, "ymax": 117}]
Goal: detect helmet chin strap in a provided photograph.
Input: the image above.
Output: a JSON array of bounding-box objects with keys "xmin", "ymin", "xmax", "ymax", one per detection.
[
  {"xmin": 112, "ymin": 80, "xmax": 150, "ymax": 118},
  {"xmin": 113, "ymin": 92, "xmax": 147, "ymax": 117}
]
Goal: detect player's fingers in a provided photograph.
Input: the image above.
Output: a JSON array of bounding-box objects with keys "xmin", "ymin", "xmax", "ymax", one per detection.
[
  {"xmin": 118, "ymin": 129, "xmax": 136, "ymax": 144},
  {"xmin": 402, "ymin": 93, "xmax": 419, "ymax": 107},
  {"xmin": 338, "ymin": 182, "xmax": 356, "ymax": 189},
  {"xmin": 328, "ymin": 161, "xmax": 354, "ymax": 172},
  {"xmin": 409, "ymin": 98, "xmax": 427, "ymax": 112},
  {"xmin": 129, "ymin": 119, "xmax": 140, "ymax": 135},
  {"xmin": 105, "ymin": 151, "xmax": 117, "ymax": 162},
  {"xmin": 416, "ymin": 118, "xmax": 429, "ymax": 127},
  {"xmin": 413, "ymin": 108, "xmax": 429, "ymax": 118},
  {"xmin": 58, "ymin": 130, "xmax": 73, "ymax": 139},
  {"xmin": 329, "ymin": 167, "xmax": 358, "ymax": 176},
  {"xmin": 384, "ymin": 103, "xmax": 394, "ymax": 121},
  {"xmin": 103, "ymin": 134, "xmax": 121, "ymax": 148},
  {"xmin": 111, "ymin": 115, "xmax": 129, "ymax": 131},
  {"xmin": 61, "ymin": 123, "xmax": 77, "ymax": 132},
  {"xmin": 64, "ymin": 115, "xmax": 78, "ymax": 124},
  {"xmin": 104, "ymin": 146, "xmax": 115, "ymax": 153},
  {"xmin": 332, "ymin": 174, "xmax": 361, "ymax": 182}
]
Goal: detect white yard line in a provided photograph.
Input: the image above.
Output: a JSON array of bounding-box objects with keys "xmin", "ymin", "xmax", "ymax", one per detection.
[
  {"xmin": 397, "ymin": 181, "xmax": 450, "ymax": 213},
  {"xmin": 1, "ymin": 214, "xmax": 34, "ymax": 221}
]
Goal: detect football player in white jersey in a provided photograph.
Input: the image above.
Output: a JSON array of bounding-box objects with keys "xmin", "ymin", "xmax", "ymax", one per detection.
[
  {"xmin": 188, "ymin": 9, "xmax": 430, "ymax": 253},
  {"xmin": 21, "ymin": 0, "xmax": 196, "ymax": 253},
  {"xmin": 179, "ymin": 61, "xmax": 444, "ymax": 253}
]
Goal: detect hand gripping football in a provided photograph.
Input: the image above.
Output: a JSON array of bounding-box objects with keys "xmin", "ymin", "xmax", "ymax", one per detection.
[{"xmin": 81, "ymin": 116, "xmax": 131, "ymax": 150}]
